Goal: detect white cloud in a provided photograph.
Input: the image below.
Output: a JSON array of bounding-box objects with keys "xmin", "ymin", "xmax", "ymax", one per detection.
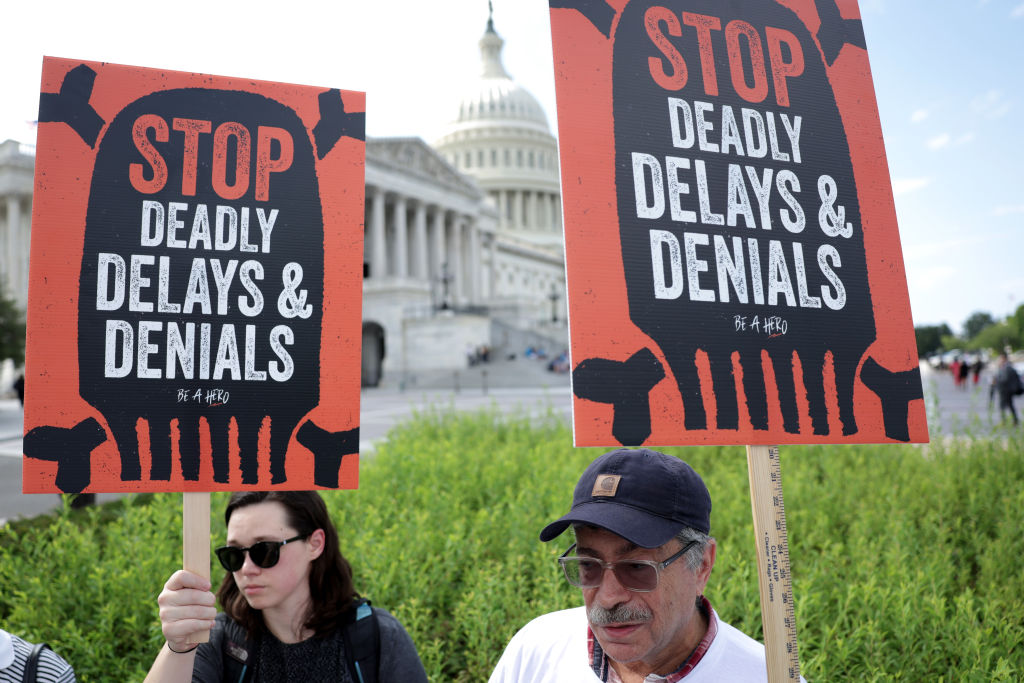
[
  {"xmin": 991, "ymin": 103, "xmax": 1012, "ymax": 118},
  {"xmin": 891, "ymin": 177, "xmax": 931, "ymax": 196},
  {"xmin": 954, "ymin": 131, "xmax": 976, "ymax": 146},
  {"xmin": 904, "ymin": 235, "xmax": 979, "ymax": 261},
  {"xmin": 926, "ymin": 133, "xmax": 951, "ymax": 150},
  {"xmin": 1012, "ymin": 3, "xmax": 1024, "ymax": 17},
  {"xmin": 993, "ymin": 205, "xmax": 1024, "ymax": 217},
  {"xmin": 910, "ymin": 109, "xmax": 929, "ymax": 123},
  {"xmin": 907, "ymin": 264, "xmax": 958, "ymax": 292},
  {"xmin": 971, "ymin": 89, "xmax": 1012, "ymax": 119}
]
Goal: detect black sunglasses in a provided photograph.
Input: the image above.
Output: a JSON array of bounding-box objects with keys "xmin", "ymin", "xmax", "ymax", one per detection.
[{"xmin": 215, "ymin": 534, "xmax": 308, "ymax": 572}]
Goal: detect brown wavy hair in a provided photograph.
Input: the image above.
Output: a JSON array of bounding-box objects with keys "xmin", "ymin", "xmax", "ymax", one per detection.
[{"xmin": 217, "ymin": 491, "xmax": 357, "ymax": 637}]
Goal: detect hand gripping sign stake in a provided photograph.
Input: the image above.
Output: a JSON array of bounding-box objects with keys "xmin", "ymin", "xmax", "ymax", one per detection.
[{"xmin": 27, "ymin": 57, "xmax": 366, "ymax": 647}]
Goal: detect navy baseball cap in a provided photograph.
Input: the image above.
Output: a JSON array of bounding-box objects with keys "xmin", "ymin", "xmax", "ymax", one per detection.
[{"xmin": 540, "ymin": 448, "xmax": 711, "ymax": 548}]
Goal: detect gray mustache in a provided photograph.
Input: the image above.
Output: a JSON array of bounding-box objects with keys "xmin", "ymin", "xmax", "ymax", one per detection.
[{"xmin": 588, "ymin": 602, "xmax": 653, "ymax": 626}]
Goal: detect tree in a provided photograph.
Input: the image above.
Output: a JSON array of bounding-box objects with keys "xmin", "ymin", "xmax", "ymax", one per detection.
[
  {"xmin": 0, "ymin": 281, "xmax": 26, "ymax": 366},
  {"xmin": 1012, "ymin": 304, "xmax": 1024, "ymax": 339},
  {"xmin": 970, "ymin": 322, "xmax": 1019, "ymax": 353},
  {"xmin": 963, "ymin": 311, "xmax": 996, "ymax": 341},
  {"xmin": 915, "ymin": 323, "xmax": 952, "ymax": 357}
]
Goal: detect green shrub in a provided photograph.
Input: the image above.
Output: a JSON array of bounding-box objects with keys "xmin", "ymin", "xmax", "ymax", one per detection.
[{"xmin": 2, "ymin": 408, "xmax": 1023, "ymax": 680}]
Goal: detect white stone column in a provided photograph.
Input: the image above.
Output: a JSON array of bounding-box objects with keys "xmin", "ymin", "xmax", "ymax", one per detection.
[
  {"xmin": 412, "ymin": 200, "xmax": 429, "ymax": 279},
  {"xmin": 528, "ymin": 191, "xmax": 538, "ymax": 230},
  {"xmin": 545, "ymin": 193, "xmax": 555, "ymax": 231},
  {"xmin": 18, "ymin": 196, "xmax": 27, "ymax": 302},
  {"xmin": 496, "ymin": 191, "xmax": 506, "ymax": 229},
  {"xmin": 489, "ymin": 235, "xmax": 498, "ymax": 298},
  {"xmin": 7, "ymin": 196, "xmax": 22, "ymax": 302},
  {"xmin": 370, "ymin": 186, "xmax": 387, "ymax": 279},
  {"xmin": 512, "ymin": 190, "xmax": 523, "ymax": 229},
  {"xmin": 555, "ymin": 194, "xmax": 563, "ymax": 232},
  {"xmin": 468, "ymin": 220, "xmax": 481, "ymax": 305},
  {"xmin": 393, "ymin": 195, "xmax": 408, "ymax": 278},
  {"xmin": 0, "ymin": 200, "xmax": 10, "ymax": 296},
  {"xmin": 431, "ymin": 206, "xmax": 446, "ymax": 281},
  {"xmin": 449, "ymin": 216, "xmax": 463, "ymax": 304}
]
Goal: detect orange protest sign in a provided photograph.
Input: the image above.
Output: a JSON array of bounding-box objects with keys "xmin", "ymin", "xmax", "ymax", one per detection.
[
  {"xmin": 551, "ymin": 0, "xmax": 928, "ymax": 447},
  {"xmin": 23, "ymin": 57, "xmax": 365, "ymax": 493}
]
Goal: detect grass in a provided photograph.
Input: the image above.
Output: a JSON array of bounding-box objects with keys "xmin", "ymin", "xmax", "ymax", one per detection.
[{"xmin": 2, "ymin": 407, "xmax": 1022, "ymax": 680}]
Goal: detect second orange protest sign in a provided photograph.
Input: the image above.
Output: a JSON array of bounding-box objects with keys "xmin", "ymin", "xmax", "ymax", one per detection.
[{"xmin": 550, "ymin": 0, "xmax": 928, "ymax": 447}]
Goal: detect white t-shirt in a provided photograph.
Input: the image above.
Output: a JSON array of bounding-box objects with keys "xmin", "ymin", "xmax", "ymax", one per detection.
[{"xmin": 489, "ymin": 606, "xmax": 804, "ymax": 683}]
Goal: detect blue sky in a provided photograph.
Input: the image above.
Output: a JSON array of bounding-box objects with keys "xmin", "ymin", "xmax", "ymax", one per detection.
[
  {"xmin": 860, "ymin": 0, "xmax": 1024, "ymax": 332},
  {"xmin": 2, "ymin": 0, "xmax": 1020, "ymax": 334}
]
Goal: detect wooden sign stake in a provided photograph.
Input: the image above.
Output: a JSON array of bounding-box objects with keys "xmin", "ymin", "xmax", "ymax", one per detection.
[
  {"xmin": 182, "ymin": 491, "xmax": 211, "ymax": 644},
  {"xmin": 746, "ymin": 445, "xmax": 800, "ymax": 682}
]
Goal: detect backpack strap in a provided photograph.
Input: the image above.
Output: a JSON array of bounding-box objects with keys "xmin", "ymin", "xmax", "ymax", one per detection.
[
  {"xmin": 23, "ymin": 643, "xmax": 49, "ymax": 683},
  {"xmin": 342, "ymin": 598, "xmax": 381, "ymax": 683},
  {"xmin": 221, "ymin": 618, "xmax": 257, "ymax": 683}
]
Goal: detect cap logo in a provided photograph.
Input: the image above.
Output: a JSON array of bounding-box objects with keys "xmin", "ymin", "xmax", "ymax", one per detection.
[{"xmin": 592, "ymin": 474, "xmax": 621, "ymax": 497}]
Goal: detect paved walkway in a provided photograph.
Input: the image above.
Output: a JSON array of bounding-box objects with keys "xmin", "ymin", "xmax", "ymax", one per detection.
[
  {"xmin": 919, "ymin": 360, "xmax": 1019, "ymax": 437},
  {"xmin": 0, "ymin": 357, "xmax": 571, "ymax": 524}
]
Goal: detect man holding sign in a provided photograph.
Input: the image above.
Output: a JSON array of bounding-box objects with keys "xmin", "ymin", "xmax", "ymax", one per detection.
[
  {"xmin": 490, "ymin": 448, "xmax": 805, "ymax": 682},
  {"xmin": 538, "ymin": 0, "xmax": 927, "ymax": 679}
]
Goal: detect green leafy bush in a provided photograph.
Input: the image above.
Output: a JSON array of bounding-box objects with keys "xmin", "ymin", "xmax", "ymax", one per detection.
[{"xmin": 2, "ymin": 408, "xmax": 1023, "ymax": 681}]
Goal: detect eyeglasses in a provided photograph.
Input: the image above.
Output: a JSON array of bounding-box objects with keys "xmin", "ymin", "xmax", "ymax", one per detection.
[
  {"xmin": 558, "ymin": 540, "xmax": 700, "ymax": 592},
  {"xmin": 215, "ymin": 534, "xmax": 308, "ymax": 572}
]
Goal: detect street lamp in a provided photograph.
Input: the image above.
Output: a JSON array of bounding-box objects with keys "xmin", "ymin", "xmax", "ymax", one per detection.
[{"xmin": 438, "ymin": 262, "xmax": 453, "ymax": 311}]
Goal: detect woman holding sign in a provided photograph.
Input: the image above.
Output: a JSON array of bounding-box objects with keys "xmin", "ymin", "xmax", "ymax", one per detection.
[{"xmin": 145, "ymin": 491, "xmax": 427, "ymax": 682}]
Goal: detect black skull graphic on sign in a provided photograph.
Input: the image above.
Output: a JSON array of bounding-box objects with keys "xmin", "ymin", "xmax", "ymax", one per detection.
[
  {"xmin": 78, "ymin": 89, "xmax": 323, "ymax": 485},
  {"xmin": 611, "ymin": 0, "xmax": 875, "ymax": 436}
]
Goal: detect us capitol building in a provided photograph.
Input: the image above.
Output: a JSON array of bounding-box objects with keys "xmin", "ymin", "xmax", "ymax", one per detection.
[{"xmin": 0, "ymin": 16, "xmax": 566, "ymax": 387}]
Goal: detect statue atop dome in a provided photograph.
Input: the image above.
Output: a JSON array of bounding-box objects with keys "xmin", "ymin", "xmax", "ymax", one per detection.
[
  {"xmin": 481, "ymin": 1, "xmax": 511, "ymax": 79},
  {"xmin": 435, "ymin": 2, "xmax": 563, "ymax": 251}
]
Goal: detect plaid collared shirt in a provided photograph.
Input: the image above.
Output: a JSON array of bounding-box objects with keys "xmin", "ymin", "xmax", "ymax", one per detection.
[{"xmin": 587, "ymin": 596, "xmax": 719, "ymax": 682}]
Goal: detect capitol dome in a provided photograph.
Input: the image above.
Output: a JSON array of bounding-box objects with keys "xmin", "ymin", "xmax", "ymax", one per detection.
[
  {"xmin": 435, "ymin": 13, "xmax": 562, "ymax": 251},
  {"xmin": 451, "ymin": 20, "xmax": 551, "ymax": 135}
]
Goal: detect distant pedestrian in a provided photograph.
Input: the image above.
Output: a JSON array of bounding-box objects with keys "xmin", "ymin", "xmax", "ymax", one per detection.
[
  {"xmin": 957, "ymin": 358, "xmax": 970, "ymax": 390},
  {"xmin": 950, "ymin": 357, "xmax": 962, "ymax": 388},
  {"xmin": 990, "ymin": 352, "xmax": 1022, "ymax": 426},
  {"xmin": 972, "ymin": 358, "xmax": 984, "ymax": 385}
]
